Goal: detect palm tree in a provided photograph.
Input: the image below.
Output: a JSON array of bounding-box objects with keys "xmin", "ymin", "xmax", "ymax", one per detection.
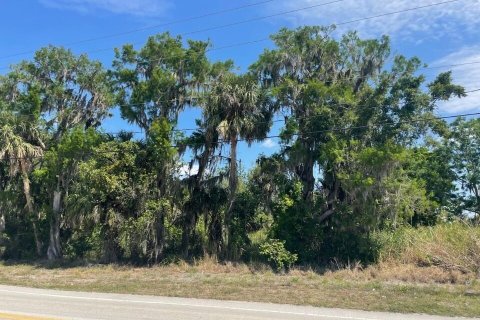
[
  {"xmin": 203, "ymin": 73, "xmax": 271, "ymax": 258},
  {"xmin": 0, "ymin": 113, "xmax": 44, "ymax": 256}
]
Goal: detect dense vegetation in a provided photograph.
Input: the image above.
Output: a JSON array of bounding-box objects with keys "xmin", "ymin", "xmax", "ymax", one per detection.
[{"xmin": 0, "ymin": 26, "xmax": 478, "ymax": 269}]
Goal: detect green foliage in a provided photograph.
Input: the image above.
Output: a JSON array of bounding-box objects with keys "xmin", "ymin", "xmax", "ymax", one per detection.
[
  {"xmin": 404, "ymin": 145, "xmax": 457, "ymax": 222},
  {"xmin": 259, "ymin": 239, "xmax": 298, "ymax": 272},
  {"xmin": 446, "ymin": 118, "xmax": 480, "ymax": 219},
  {"xmin": 272, "ymin": 182, "xmax": 324, "ymax": 262},
  {"xmin": 112, "ymin": 32, "xmax": 209, "ymax": 128},
  {"xmin": 147, "ymin": 118, "xmax": 177, "ymax": 166},
  {"xmin": 0, "ymin": 27, "xmax": 473, "ymax": 267},
  {"xmin": 118, "ymin": 210, "xmax": 157, "ymax": 261}
]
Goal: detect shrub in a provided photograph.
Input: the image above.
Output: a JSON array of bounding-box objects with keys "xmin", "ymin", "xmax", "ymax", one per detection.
[
  {"xmin": 0, "ymin": 233, "xmax": 7, "ymax": 258},
  {"xmin": 373, "ymin": 223, "xmax": 480, "ymax": 274},
  {"xmin": 259, "ymin": 239, "xmax": 298, "ymax": 272}
]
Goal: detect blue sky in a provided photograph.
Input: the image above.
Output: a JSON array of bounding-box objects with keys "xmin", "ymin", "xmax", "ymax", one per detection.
[{"xmin": 1, "ymin": 0, "xmax": 479, "ymax": 171}]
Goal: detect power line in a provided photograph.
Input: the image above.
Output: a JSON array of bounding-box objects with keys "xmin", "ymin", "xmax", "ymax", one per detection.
[
  {"xmin": 0, "ymin": 0, "xmax": 344, "ymax": 62},
  {"xmin": 424, "ymin": 61, "xmax": 480, "ymax": 69},
  {"xmin": 335, "ymin": 0, "xmax": 463, "ymax": 26},
  {"xmin": 0, "ymin": 0, "xmax": 472, "ymax": 86},
  {"xmin": 96, "ymin": 90, "xmax": 480, "ymax": 135},
  {"xmin": 0, "ymin": 37, "xmax": 271, "ymax": 71},
  {"xmin": 181, "ymin": 0, "xmax": 464, "ymax": 39},
  {"xmin": 4, "ymin": 82, "xmax": 480, "ymax": 135},
  {"xmin": 4, "ymin": 58, "xmax": 479, "ymax": 125},
  {"xmin": 0, "ymin": 0, "xmax": 471, "ymax": 75},
  {"xmin": 79, "ymin": 0, "xmax": 465, "ymax": 59},
  {"xmin": 465, "ymin": 88, "xmax": 480, "ymax": 93},
  {"xmin": 10, "ymin": 78, "xmax": 469, "ymax": 137},
  {"xmin": 2, "ymin": 109, "xmax": 480, "ymax": 162},
  {"xmin": 117, "ymin": 85, "xmax": 480, "ymax": 122},
  {"xmin": 170, "ymin": 87, "xmax": 480, "ymax": 133},
  {"xmin": 0, "ymin": 0, "xmax": 476, "ymax": 131},
  {"xmin": 0, "ymin": 0, "xmax": 462, "ymax": 67},
  {"xmin": 0, "ymin": 0, "xmax": 279, "ymax": 61}
]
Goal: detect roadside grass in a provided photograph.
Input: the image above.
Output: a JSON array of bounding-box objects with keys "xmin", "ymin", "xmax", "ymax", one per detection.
[
  {"xmin": 0, "ymin": 258, "xmax": 479, "ymax": 318},
  {"xmin": 374, "ymin": 223, "xmax": 480, "ymax": 275},
  {"xmin": 1, "ymin": 224, "xmax": 479, "ymax": 317}
]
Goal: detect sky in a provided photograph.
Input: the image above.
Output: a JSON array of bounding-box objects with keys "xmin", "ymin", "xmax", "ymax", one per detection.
[{"xmin": 1, "ymin": 0, "xmax": 479, "ymax": 170}]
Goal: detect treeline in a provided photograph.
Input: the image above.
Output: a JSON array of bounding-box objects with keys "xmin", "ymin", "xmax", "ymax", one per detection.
[{"xmin": 0, "ymin": 26, "xmax": 479, "ymax": 268}]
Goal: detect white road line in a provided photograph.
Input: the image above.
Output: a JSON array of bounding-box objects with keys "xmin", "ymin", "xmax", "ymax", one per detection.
[{"xmin": 0, "ymin": 288, "xmax": 376, "ymax": 320}]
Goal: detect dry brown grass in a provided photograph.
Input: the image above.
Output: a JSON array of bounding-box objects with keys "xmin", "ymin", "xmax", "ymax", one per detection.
[
  {"xmin": 324, "ymin": 262, "xmax": 475, "ymax": 285},
  {"xmin": 0, "ymin": 258, "xmax": 479, "ymax": 318},
  {"xmin": 375, "ymin": 223, "xmax": 480, "ymax": 275}
]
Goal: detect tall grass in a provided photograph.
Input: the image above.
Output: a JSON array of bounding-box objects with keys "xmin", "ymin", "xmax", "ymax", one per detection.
[{"xmin": 374, "ymin": 223, "xmax": 480, "ymax": 274}]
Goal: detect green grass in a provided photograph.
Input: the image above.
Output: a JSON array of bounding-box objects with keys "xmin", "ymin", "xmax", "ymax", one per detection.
[{"xmin": 0, "ymin": 260, "xmax": 479, "ymax": 318}]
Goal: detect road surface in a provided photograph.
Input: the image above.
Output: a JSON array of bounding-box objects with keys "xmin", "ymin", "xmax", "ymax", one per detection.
[{"xmin": 0, "ymin": 285, "xmax": 477, "ymax": 320}]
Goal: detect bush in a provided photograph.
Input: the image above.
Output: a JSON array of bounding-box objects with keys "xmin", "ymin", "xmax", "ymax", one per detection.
[
  {"xmin": 0, "ymin": 233, "xmax": 7, "ymax": 258},
  {"xmin": 259, "ymin": 239, "xmax": 298, "ymax": 272},
  {"xmin": 373, "ymin": 223, "xmax": 480, "ymax": 274}
]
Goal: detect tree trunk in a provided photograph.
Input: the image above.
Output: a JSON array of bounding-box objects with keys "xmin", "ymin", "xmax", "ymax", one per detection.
[
  {"xmin": 299, "ymin": 153, "xmax": 315, "ymax": 202},
  {"xmin": 181, "ymin": 201, "xmax": 197, "ymax": 259},
  {"xmin": 153, "ymin": 210, "xmax": 165, "ymax": 263},
  {"xmin": 474, "ymin": 184, "xmax": 480, "ymax": 225},
  {"xmin": 0, "ymin": 211, "xmax": 5, "ymax": 233},
  {"xmin": 32, "ymin": 222, "xmax": 42, "ymax": 257},
  {"xmin": 181, "ymin": 180, "xmax": 201, "ymax": 259},
  {"xmin": 0, "ymin": 209, "xmax": 4, "ymax": 258},
  {"xmin": 47, "ymin": 190, "xmax": 62, "ymax": 260},
  {"xmin": 223, "ymin": 134, "xmax": 238, "ymax": 258},
  {"xmin": 153, "ymin": 170, "xmax": 167, "ymax": 263},
  {"xmin": 318, "ymin": 169, "xmax": 342, "ymax": 224},
  {"xmin": 182, "ymin": 143, "xmax": 213, "ymax": 258},
  {"xmin": 20, "ymin": 166, "xmax": 43, "ymax": 257},
  {"xmin": 296, "ymin": 115, "xmax": 315, "ymax": 202}
]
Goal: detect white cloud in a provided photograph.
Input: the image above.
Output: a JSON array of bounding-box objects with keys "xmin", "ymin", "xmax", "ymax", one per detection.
[
  {"xmin": 39, "ymin": 0, "xmax": 171, "ymax": 17},
  {"xmin": 432, "ymin": 46, "xmax": 480, "ymax": 114},
  {"xmin": 270, "ymin": 0, "xmax": 480, "ymax": 40},
  {"xmin": 262, "ymin": 138, "xmax": 278, "ymax": 149}
]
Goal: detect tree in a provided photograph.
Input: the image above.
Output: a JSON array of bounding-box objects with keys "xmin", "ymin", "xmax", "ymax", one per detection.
[
  {"xmin": 0, "ymin": 25, "xmax": 474, "ymax": 266},
  {"xmin": 179, "ymin": 122, "xmax": 222, "ymax": 258},
  {"xmin": 0, "ymin": 112, "xmax": 44, "ymax": 256},
  {"xmin": 177, "ymin": 60, "xmax": 235, "ymax": 258},
  {"xmin": 0, "ymin": 75, "xmax": 46, "ymax": 256},
  {"xmin": 202, "ymin": 72, "xmax": 272, "ymax": 257},
  {"xmin": 251, "ymin": 26, "xmax": 465, "ymax": 261},
  {"xmin": 447, "ymin": 118, "xmax": 480, "ymax": 222},
  {"xmin": 112, "ymin": 32, "xmax": 209, "ymax": 129},
  {"xmin": 404, "ymin": 144, "xmax": 457, "ymax": 224},
  {"xmin": 4, "ymin": 46, "xmax": 114, "ymax": 259},
  {"xmin": 66, "ymin": 137, "xmax": 152, "ymax": 262},
  {"xmin": 112, "ymin": 32, "xmax": 210, "ymax": 262}
]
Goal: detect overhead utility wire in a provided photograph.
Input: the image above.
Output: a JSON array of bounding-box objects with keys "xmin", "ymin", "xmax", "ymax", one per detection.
[
  {"xmin": 0, "ymin": 38, "xmax": 271, "ymax": 71},
  {"xmin": 78, "ymin": 0, "xmax": 463, "ymax": 58},
  {"xmin": 0, "ymin": 0, "xmax": 468, "ymax": 72},
  {"xmin": 2, "ymin": 109, "xmax": 480, "ymax": 162},
  {"xmin": 1, "ymin": 0, "xmax": 475, "ymax": 128},
  {"xmin": 335, "ymin": 0, "xmax": 463, "ymax": 26},
  {"xmin": 0, "ymin": 0, "xmax": 280, "ymax": 60},
  {"xmin": 48, "ymin": 0, "xmax": 347, "ymax": 58},
  {"xmin": 0, "ymin": 0, "xmax": 344, "ymax": 70},
  {"xmin": 120, "ymin": 87, "xmax": 480, "ymax": 135},
  {"xmin": 5, "ymin": 78, "xmax": 480, "ymax": 128},
  {"xmin": 1, "ymin": 0, "xmax": 461, "ymax": 64}
]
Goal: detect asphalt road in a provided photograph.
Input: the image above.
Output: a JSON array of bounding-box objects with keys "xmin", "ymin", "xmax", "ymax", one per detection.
[{"xmin": 0, "ymin": 285, "xmax": 477, "ymax": 320}]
